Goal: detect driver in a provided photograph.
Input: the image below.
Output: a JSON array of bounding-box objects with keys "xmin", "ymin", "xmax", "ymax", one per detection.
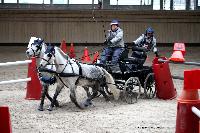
[
  {"xmin": 100, "ymin": 19, "xmax": 124, "ymax": 65},
  {"xmin": 99, "ymin": 20, "xmax": 125, "ymax": 72},
  {"xmin": 132, "ymin": 27, "xmax": 158, "ymax": 66}
]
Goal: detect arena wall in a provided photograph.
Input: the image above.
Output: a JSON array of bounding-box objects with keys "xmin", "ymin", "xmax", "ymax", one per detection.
[{"xmin": 0, "ymin": 10, "xmax": 199, "ymax": 45}]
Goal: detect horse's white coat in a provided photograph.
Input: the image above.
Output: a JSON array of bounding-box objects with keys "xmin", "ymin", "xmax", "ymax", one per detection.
[{"xmin": 41, "ymin": 47, "xmax": 120, "ymax": 100}]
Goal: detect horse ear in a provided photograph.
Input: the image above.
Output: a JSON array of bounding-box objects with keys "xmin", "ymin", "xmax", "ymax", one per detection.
[
  {"xmin": 38, "ymin": 39, "xmax": 44, "ymax": 44},
  {"xmin": 40, "ymin": 39, "xmax": 44, "ymax": 43},
  {"xmin": 34, "ymin": 39, "xmax": 38, "ymax": 43}
]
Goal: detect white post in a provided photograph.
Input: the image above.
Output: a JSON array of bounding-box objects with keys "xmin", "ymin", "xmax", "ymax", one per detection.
[
  {"xmin": 0, "ymin": 60, "xmax": 32, "ymax": 67},
  {"xmin": 0, "ymin": 78, "xmax": 31, "ymax": 85}
]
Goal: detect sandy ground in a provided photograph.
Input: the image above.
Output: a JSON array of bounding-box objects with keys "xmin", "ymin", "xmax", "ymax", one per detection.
[{"xmin": 0, "ymin": 45, "xmax": 200, "ymax": 133}]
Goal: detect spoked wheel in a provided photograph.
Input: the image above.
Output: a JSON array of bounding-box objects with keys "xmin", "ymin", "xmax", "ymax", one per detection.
[
  {"xmin": 144, "ymin": 73, "xmax": 156, "ymax": 99},
  {"xmin": 123, "ymin": 77, "xmax": 141, "ymax": 104}
]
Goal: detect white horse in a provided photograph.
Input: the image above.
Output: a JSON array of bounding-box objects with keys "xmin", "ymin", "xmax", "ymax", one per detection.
[
  {"xmin": 40, "ymin": 45, "xmax": 120, "ymax": 110},
  {"xmin": 26, "ymin": 37, "xmax": 59, "ymax": 111}
]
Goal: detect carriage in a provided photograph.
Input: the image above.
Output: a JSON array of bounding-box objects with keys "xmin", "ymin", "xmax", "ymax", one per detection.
[
  {"xmin": 27, "ymin": 37, "xmax": 156, "ymax": 110},
  {"xmin": 95, "ymin": 46, "xmax": 156, "ymax": 104}
]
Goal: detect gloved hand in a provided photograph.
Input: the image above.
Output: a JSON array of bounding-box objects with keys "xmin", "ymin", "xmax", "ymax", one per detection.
[
  {"xmin": 154, "ymin": 51, "xmax": 159, "ymax": 57},
  {"xmin": 104, "ymin": 39, "xmax": 112, "ymax": 45},
  {"xmin": 107, "ymin": 39, "xmax": 112, "ymax": 44},
  {"xmin": 107, "ymin": 36, "xmax": 112, "ymax": 41},
  {"xmin": 103, "ymin": 40, "xmax": 108, "ymax": 45},
  {"xmin": 131, "ymin": 42, "xmax": 135, "ymax": 50},
  {"xmin": 153, "ymin": 47, "xmax": 159, "ymax": 57}
]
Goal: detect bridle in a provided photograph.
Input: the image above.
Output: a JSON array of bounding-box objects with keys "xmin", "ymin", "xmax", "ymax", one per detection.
[
  {"xmin": 40, "ymin": 50, "xmax": 55, "ymax": 68},
  {"xmin": 29, "ymin": 42, "xmax": 43, "ymax": 57}
]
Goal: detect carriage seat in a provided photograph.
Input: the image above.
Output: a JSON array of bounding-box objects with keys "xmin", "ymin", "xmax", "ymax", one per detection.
[
  {"xmin": 123, "ymin": 57, "xmax": 146, "ymax": 66},
  {"xmin": 120, "ymin": 50, "xmax": 147, "ymax": 73}
]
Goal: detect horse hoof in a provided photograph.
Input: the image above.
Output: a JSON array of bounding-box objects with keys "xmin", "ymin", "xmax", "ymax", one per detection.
[
  {"xmin": 55, "ymin": 100, "xmax": 59, "ymax": 107},
  {"xmin": 84, "ymin": 104, "xmax": 89, "ymax": 107},
  {"xmin": 47, "ymin": 106, "xmax": 53, "ymax": 111},
  {"xmin": 38, "ymin": 106, "xmax": 44, "ymax": 111},
  {"xmin": 83, "ymin": 100, "xmax": 93, "ymax": 107},
  {"xmin": 88, "ymin": 101, "xmax": 92, "ymax": 105}
]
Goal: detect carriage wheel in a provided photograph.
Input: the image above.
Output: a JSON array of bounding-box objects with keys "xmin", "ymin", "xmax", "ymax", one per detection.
[
  {"xmin": 144, "ymin": 73, "xmax": 156, "ymax": 99},
  {"xmin": 123, "ymin": 77, "xmax": 141, "ymax": 104}
]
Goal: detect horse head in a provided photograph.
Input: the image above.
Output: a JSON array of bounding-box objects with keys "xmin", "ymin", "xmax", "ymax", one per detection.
[
  {"xmin": 26, "ymin": 37, "xmax": 44, "ymax": 57},
  {"xmin": 40, "ymin": 45, "xmax": 56, "ymax": 68}
]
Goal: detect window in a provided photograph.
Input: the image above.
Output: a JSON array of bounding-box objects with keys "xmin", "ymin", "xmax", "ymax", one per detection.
[
  {"xmin": 110, "ymin": 0, "xmax": 151, "ymax": 5},
  {"xmin": 19, "ymin": 0, "xmax": 50, "ymax": 4},
  {"xmin": 174, "ymin": 0, "xmax": 186, "ymax": 10},
  {"xmin": 4, "ymin": 0, "xmax": 17, "ymax": 3},
  {"xmin": 190, "ymin": 0, "xmax": 194, "ymax": 10},
  {"xmin": 53, "ymin": 0, "xmax": 67, "ymax": 4},
  {"xmin": 153, "ymin": 0, "xmax": 160, "ymax": 10},
  {"xmin": 69, "ymin": 0, "xmax": 98, "ymax": 4},
  {"xmin": 163, "ymin": 0, "xmax": 170, "ymax": 10}
]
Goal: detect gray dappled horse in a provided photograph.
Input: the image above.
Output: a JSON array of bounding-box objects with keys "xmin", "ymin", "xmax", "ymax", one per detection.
[
  {"xmin": 26, "ymin": 37, "xmax": 59, "ymax": 111},
  {"xmin": 40, "ymin": 45, "xmax": 120, "ymax": 110}
]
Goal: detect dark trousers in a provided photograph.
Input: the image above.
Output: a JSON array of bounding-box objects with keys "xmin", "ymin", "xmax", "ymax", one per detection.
[{"xmin": 100, "ymin": 47, "xmax": 124, "ymax": 64}]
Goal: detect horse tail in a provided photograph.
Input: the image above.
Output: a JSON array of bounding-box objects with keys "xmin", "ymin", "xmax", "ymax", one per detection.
[{"xmin": 101, "ymin": 68, "xmax": 120, "ymax": 100}]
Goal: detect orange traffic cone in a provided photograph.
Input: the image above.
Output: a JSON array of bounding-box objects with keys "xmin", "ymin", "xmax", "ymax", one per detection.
[
  {"xmin": 69, "ymin": 43, "xmax": 76, "ymax": 58},
  {"xmin": 92, "ymin": 51, "xmax": 99, "ymax": 64},
  {"xmin": 0, "ymin": 106, "xmax": 12, "ymax": 133},
  {"xmin": 170, "ymin": 42, "xmax": 186, "ymax": 62},
  {"xmin": 60, "ymin": 40, "xmax": 67, "ymax": 53},
  {"xmin": 25, "ymin": 57, "xmax": 42, "ymax": 100},
  {"xmin": 153, "ymin": 57, "xmax": 177, "ymax": 99},
  {"xmin": 82, "ymin": 47, "xmax": 91, "ymax": 63},
  {"xmin": 169, "ymin": 51, "xmax": 185, "ymax": 62},
  {"xmin": 176, "ymin": 69, "xmax": 200, "ymax": 133},
  {"xmin": 173, "ymin": 42, "xmax": 186, "ymax": 56}
]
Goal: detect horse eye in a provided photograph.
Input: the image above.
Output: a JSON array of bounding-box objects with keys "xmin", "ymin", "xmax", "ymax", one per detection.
[{"xmin": 47, "ymin": 53, "xmax": 52, "ymax": 58}]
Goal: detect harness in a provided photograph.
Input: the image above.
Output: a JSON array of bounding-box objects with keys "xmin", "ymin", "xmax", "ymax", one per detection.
[{"xmin": 40, "ymin": 54, "xmax": 106, "ymax": 87}]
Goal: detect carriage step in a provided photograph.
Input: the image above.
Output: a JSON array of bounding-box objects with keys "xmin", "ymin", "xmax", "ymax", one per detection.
[
  {"xmin": 115, "ymin": 80, "xmax": 125, "ymax": 84},
  {"xmin": 112, "ymin": 71, "xmax": 122, "ymax": 74}
]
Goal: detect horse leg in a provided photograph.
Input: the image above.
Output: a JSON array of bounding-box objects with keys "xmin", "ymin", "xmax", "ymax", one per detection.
[
  {"xmin": 45, "ymin": 86, "xmax": 60, "ymax": 107},
  {"xmin": 83, "ymin": 87, "xmax": 91, "ymax": 98},
  {"xmin": 99, "ymin": 86, "xmax": 110, "ymax": 101},
  {"xmin": 83, "ymin": 83, "xmax": 100, "ymax": 107},
  {"xmin": 69, "ymin": 86, "xmax": 83, "ymax": 109},
  {"xmin": 83, "ymin": 90, "xmax": 98, "ymax": 107},
  {"xmin": 38, "ymin": 84, "xmax": 48, "ymax": 111},
  {"xmin": 47, "ymin": 85, "xmax": 63, "ymax": 111}
]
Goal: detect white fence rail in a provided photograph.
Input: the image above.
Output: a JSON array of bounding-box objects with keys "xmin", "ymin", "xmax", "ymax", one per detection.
[
  {"xmin": 0, "ymin": 59, "xmax": 32, "ymax": 84},
  {"xmin": 192, "ymin": 106, "xmax": 200, "ymax": 118},
  {"xmin": 0, "ymin": 78, "xmax": 31, "ymax": 85},
  {"xmin": 0, "ymin": 60, "xmax": 32, "ymax": 67}
]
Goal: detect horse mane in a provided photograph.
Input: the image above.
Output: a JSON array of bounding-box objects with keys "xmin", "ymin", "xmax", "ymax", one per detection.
[{"xmin": 55, "ymin": 47, "xmax": 70, "ymax": 60}]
